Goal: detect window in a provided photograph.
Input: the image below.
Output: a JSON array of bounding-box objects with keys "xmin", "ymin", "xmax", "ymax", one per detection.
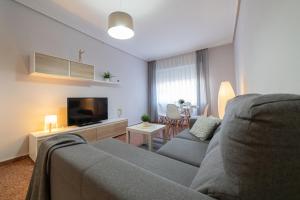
[{"xmin": 156, "ymin": 53, "xmax": 197, "ymax": 114}]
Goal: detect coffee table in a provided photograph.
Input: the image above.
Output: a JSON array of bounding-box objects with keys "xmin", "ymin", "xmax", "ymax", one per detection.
[{"xmin": 126, "ymin": 123, "xmax": 167, "ymax": 151}]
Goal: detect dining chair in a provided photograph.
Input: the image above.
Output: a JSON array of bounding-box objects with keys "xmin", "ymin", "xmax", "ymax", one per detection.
[
  {"xmin": 166, "ymin": 104, "xmax": 183, "ymax": 137},
  {"xmin": 202, "ymin": 104, "xmax": 209, "ymax": 117},
  {"xmin": 158, "ymin": 104, "xmax": 167, "ymax": 124},
  {"xmin": 180, "ymin": 102, "xmax": 192, "ymax": 127}
]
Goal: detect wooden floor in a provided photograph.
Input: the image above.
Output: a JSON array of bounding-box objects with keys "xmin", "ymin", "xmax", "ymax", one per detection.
[
  {"xmin": 0, "ymin": 157, "xmax": 34, "ymax": 200},
  {"xmin": 0, "ymin": 125, "xmax": 184, "ymax": 200}
]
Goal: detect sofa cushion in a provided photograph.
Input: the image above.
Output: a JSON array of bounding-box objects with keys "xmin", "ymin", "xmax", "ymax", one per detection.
[
  {"xmin": 205, "ymin": 126, "xmax": 221, "ymax": 155},
  {"xmin": 189, "ymin": 125, "xmax": 238, "ymax": 200},
  {"xmin": 176, "ymin": 129, "xmax": 204, "ymax": 142},
  {"xmin": 190, "ymin": 116, "xmax": 221, "ymax": 141},
  {"xmin": 220, "ymin": 94, "xmax": 300, "ymax": 200},
  {"xmin": 93, "ymin": 138, "xmax": 199, "ymax": 187},
  {"xmin": 190, "ymin": 145, "xmax": 238, "ymax": 200},
  {"xmin": 157, "ymin": 138, "xmax": 208, "ymax": 167}
]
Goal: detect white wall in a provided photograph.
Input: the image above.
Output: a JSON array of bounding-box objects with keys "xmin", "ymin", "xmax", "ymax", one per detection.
[
  {"xmin": 234, "ymin": 0, "xmax": 300, "ymax": 94},
  {"xmin": 208, "ymin": 44, "xmax": 236, "ymax": 117},
  {"xmin": 0, "ymin": 0, "xmax": 147, "ymax": 162}
]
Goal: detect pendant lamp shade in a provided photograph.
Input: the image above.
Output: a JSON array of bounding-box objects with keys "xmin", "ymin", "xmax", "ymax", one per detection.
[{"xmin": 108, "ymin": 11, "xmax": 134, "ymax": 40}]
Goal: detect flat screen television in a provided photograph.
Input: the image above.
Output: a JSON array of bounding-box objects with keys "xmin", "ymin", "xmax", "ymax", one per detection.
[{"xmin": 67, "ymin": 97, "xmax": 108, "ymax": 126}]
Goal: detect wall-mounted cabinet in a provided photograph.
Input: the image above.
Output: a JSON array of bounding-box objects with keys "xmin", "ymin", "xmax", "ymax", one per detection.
[
  {"xmin": 70, "ymin": 61, "xmax": 94, "ymax": 80},
  {"xmin": 34, "ymin": 53, "xmax": 69, "ymax": 76},
  {"xmin": 30, "ymin": 52, "xmax": 119, "ymax": 85}
]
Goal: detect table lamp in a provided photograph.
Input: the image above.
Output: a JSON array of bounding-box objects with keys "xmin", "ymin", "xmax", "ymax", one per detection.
[
  {"xmin": 44, "ymin": 115, "xmax": 57, "ymax": 132},
  {"xmin": 218, "ymin": 81, "xmax": 235, "ymax": 119}
]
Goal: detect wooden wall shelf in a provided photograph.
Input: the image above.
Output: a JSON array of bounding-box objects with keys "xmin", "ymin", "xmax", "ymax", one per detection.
[{"xmin": 29, "ymin": 52, "xmax": 120, "ymax": 85}]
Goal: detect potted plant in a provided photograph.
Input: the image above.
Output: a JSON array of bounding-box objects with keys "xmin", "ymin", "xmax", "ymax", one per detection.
[
  {"xmin": 178, "ymin": 99, "xmax": 185, "ymax": 105},
  {"xmin": 141, "ymin": 114, "xmax": 151, "ymax": 127},
  {"xmin": 102, "ymin": 72, "xmax": 113, "ymax": 82}
]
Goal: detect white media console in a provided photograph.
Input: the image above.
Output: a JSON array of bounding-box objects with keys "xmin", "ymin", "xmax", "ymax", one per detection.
[{"xmin": 29, "ymin": 118, "xmax": 128, "ymax": 161}]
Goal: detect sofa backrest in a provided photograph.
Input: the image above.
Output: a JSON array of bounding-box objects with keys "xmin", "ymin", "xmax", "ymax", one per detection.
[
  {"xmin": 220, "ymin": 94, "xmax": 300, "ymax": 200},
  {"xmin": 189, "ymin": 117, "xmax": 197, "ymax": 128},
  {"xmin": 190, "ymin": 94, "xmax": 300, "ymax": 200}
]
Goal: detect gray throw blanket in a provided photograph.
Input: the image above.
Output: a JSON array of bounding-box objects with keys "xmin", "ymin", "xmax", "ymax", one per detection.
[{"xmin": 26, "ymin": 133, "xmax": 86, "ymax": 200}]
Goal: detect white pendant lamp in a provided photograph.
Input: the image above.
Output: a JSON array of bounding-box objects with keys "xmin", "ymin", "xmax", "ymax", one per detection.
[
  {"xmin": 108, "ymin": 11, "xmax": 134, "ymax": 40},
  {"xmin": 218, "ymin": 81, "xmax": 236, "ymax": 119}
]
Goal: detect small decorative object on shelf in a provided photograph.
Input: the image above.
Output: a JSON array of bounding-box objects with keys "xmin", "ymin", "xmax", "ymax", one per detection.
[
  {"xmin": 141, "ymin": 114, "xmax": 151, "ymax": 127},
  {"xmin": 102, "ymin": 71, "xmax": 114, "ymax": 82},
  {"xmin": 117, "ymin": 108, "xmax": 122, "ymax": 118},
  {"xmin": 78, "ymin": 49, "xmax": 85, "ymax": 63},
  {"xmin": 178, "ymin": 99, "xmax": 185, "ymax": 105}
]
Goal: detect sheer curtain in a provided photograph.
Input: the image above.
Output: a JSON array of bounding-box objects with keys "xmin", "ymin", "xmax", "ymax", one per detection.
[{"xmin": 156, "ymin": 53, "xmax": 197, "ymax": 114}]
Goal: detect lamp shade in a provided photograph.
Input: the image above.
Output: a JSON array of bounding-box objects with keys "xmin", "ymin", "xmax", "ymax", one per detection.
[
  {"xmin": 218, "ymin": 81, "xmax": 235, "ymax": 119},
  {"xmin": 108, "ymin": 11, "xmax": 134, "ymax": 40},
  {"xmin": 44, "ymin": 115, "xmax": 57, "ymax": 132}
]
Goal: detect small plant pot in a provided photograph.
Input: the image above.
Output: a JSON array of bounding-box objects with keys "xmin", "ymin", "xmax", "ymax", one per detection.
[
  {"xmin": 104, "ymin": 78, "xmax": 110, "ymax": 82},
  {"xmin": 142, "ymin": 122, "xmax": 150, "ymax": 127}
]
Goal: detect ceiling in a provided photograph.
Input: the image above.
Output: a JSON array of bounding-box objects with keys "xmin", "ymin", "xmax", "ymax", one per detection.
[{"xmin": 15, "ymin": 0, "xmax": 238, "ymax": 61}]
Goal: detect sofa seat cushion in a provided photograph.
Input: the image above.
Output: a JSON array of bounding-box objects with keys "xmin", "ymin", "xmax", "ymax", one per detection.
[
  {"xmin": 176, "ymin": 127, "xmax": 221, "ymax": 144},
  {"xmin": 176, "ymin": 129, "xmax": 204, "ymax": 142},
  {"xmin": 93, "ymin": 138, "xmax": 199, "ymax": 187},
  {"xmin": 157, "ymin": 138, "xmax": 208, "ymax": 167}
]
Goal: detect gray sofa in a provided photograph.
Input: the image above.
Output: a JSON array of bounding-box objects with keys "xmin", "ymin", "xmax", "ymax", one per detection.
[{"xmin": 49, "ymin": 94, "xmax": 300, "ymax": 200}]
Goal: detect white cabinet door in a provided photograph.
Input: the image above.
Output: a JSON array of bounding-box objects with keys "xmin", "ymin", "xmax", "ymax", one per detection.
[
  {"xmin": 97, "ymin": 120, "xmax": 127, "ymax": 140},
  {"xmin": 70, "ymin": 61, "xmax": 94, "ymax": 80},
  {"xmin": 34, "ymin": 53, "xmax": 69, "ymax": 76},
  {"xmin": 75, "ymin": 128, "xmax": 97, "ymax": 143}
]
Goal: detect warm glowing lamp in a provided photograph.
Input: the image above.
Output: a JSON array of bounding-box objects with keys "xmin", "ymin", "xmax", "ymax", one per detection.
[
  {"xmin": 44, "ymin": 115, "xmax": 57, "ymax": 132},
  {"xmin": 218, "ymin": 81, "xmax": 236, "ymax": 119}
]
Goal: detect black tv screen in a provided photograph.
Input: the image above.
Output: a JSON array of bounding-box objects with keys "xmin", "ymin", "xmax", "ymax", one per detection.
[{"xmin": 67, "ymin": 98, "xmax": 108, "ymax": 126}]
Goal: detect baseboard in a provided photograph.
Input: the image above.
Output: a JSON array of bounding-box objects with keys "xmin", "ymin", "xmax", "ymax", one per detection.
[{"xmin": 0, "ymin": 154, "xmax": 30, "ymax": 166}]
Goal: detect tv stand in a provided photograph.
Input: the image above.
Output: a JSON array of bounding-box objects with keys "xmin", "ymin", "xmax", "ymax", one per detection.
[
  {"xmin": 78, "ymin": 121, "xmax": 102, "ymax": 127},
  {"xmin": 29, "ymin": 118, "xmax": 128, "ymax": 161}
]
